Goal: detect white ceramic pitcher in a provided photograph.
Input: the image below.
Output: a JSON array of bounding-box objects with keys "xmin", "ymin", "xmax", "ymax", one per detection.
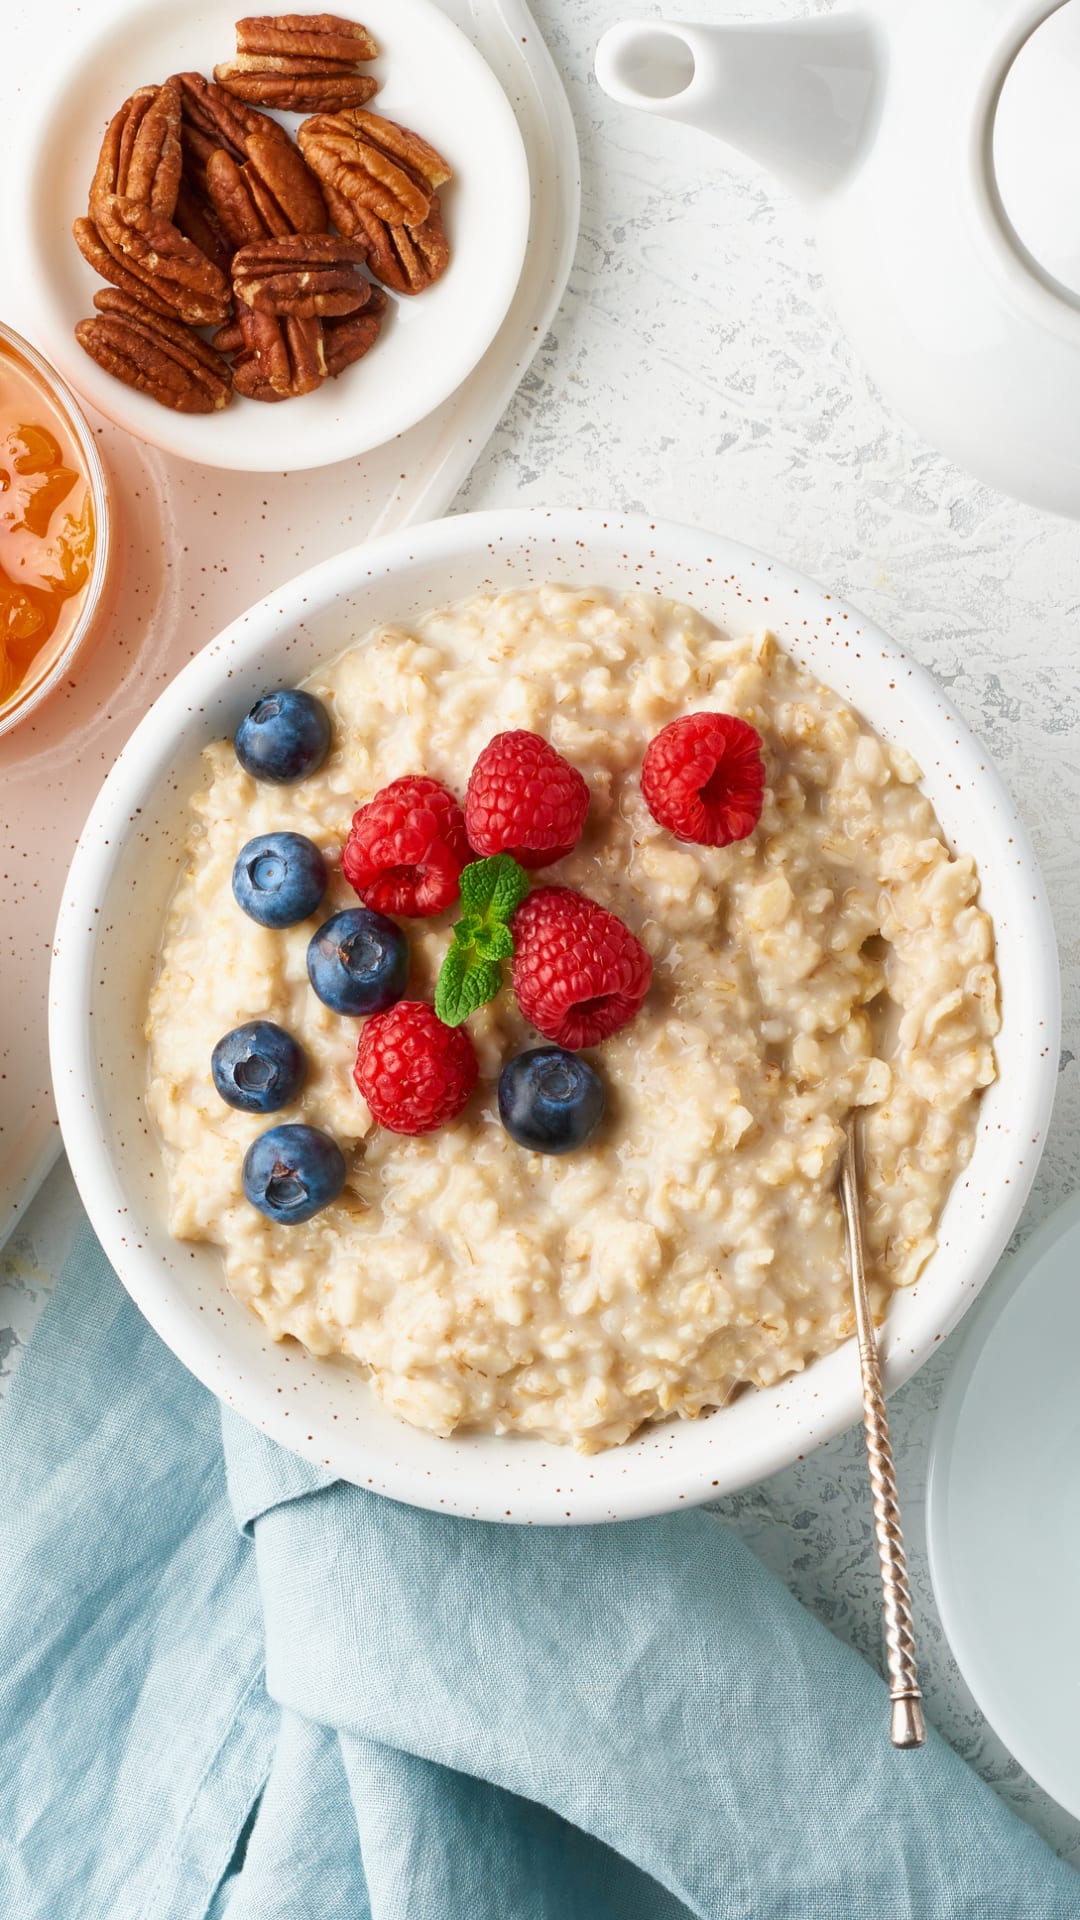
[{"xmin": 596, "ymin": 2, "xmax": 1080, "ymax": 518}]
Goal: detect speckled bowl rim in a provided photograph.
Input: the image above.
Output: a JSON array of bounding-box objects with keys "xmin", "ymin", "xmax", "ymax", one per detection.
[{"xmin": 49, "ymin": 508, "xmax": 1061, "ymax": 1524}]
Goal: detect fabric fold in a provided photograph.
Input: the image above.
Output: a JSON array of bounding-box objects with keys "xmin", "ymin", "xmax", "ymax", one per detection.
[
  {"xmin": 0, "ymin": 1235, "xmax": 275, "ymax": 1920},
  {"xmin": 207, "ymin": 1714, "xmax": 368, "ymax": 1920},
  {"xmin": 237, "ymin": 1443, "xmax": 1071, "ymax": 1919}
]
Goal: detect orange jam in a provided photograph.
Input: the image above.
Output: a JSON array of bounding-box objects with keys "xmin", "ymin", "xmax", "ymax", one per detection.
[{"xmin": 0, "ymin": 335, "xmax": 96, "ymax": 718}]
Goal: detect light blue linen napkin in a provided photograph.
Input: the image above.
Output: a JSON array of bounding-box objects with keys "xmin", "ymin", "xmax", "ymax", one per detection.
[{"xmin": 1, "ymin": 1226, "xmax": 1077, "ymax": 1920}]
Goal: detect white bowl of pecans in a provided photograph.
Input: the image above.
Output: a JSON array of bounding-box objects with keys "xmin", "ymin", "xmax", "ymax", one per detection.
[{"xmin": 18, "ymin": 0, "xmax": 531, "ymax": 469}]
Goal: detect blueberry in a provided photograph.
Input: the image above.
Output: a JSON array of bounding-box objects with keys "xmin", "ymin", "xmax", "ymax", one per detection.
[
  {"xmin": 498, "ymin": 1047, "xmax": 605, "ymax": 1155},
  {"xmin": 211, "ymin": 1021, "xmax": 306, "ymax": 1114},
  {"xmin": 307, "ymin": 907, "xmax": 408, "ymax": 1015},
  {"xmin": 242, "ymin": 1123, "xmax": 346, "ymax": 1224},
  {"xmin": 235, "ymin": 689, "xmax": 331, "ymax": 784},
  {"xmin": 233, "ymin": 832, "xmax": 327, "ymax": 928}
]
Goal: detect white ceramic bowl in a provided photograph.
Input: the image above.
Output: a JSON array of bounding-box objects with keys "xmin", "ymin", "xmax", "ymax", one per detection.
[
  {"xmin": 50, "ymin": 509, "xmax": 1060, "ymax": 1523},
  {"xmin": 15, "ymin": 0, "xmax": 530, "ymax": 471}
]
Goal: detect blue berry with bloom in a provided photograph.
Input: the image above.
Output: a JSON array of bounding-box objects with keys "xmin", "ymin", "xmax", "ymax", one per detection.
[
  {"xmin": 211, "ymin": 1021, "xmax": 306, "ymax": 1114},
  {"xmin": 232, "ymin": 831, "xmax": 327, "ymax": 928},
  {"xmin": 235, "ymin": 689, "xmax": 331, "ymax": 784},
  {"xmin": 497, "ymin": 1046, "xmax": 605, "ymax": 1154},
  {"xmin": 242, "ymin": 1123, "xmax": 346, "ymax": 1224},
  {"xmin": 307, "ymin": 907, "xmax": 408, "ymax": 1015}
]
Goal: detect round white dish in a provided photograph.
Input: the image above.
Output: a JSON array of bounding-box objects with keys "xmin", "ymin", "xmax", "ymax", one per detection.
[
  {"xmin": 15, "ymin": 0, "xmax": 530, "ymax": 472},
  {"xmin": 927, "ymin": 1192, "xmax": 1080, "ymax": 1820},
  {"xmin": 49, "ymin": 508, "xmax": 1060, "ymax": 1523}
]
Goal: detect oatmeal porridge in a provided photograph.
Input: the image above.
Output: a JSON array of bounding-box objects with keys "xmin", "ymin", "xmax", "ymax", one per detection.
[{"xmin": 146, "ymin": 585, "xmax": 999, "ymax": 1451}]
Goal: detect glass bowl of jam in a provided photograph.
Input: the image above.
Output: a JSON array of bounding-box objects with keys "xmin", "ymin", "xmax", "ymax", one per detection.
[{"xmin": 0, "ymin": 318, "xmax": 112, "ymax": 738}]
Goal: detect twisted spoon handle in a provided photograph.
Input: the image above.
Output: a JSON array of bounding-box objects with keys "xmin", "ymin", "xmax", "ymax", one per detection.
[{"xmin": 839, "ymin": 1119, "xmax": 926, "ymax": 1750}]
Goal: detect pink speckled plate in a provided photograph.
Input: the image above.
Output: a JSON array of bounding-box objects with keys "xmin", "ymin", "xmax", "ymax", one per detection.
[{"xmin": 49, "ymin": 509, "xmax": 1059, "ymax": 1523}]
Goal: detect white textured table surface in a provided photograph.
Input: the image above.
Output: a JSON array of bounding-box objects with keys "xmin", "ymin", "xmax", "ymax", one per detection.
[{"xmin": 4, "ymin": 0, "xmax": 1079, "ymax": 1868}]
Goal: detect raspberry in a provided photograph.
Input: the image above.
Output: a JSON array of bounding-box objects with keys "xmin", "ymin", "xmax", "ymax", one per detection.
[
  {"xmin": 342, "ymin": 775, "xmax": 469, "ymax": 917},
  {"xmin": 354, "ymin": 1001, "xmax": 478, "ymax": 1134},
  {"xmin": 641, "ymin": 712, "xmax": 765, "ymax": 847},
  {"xmin": 464, "ymin": 731, "xmax": 590, "ymax": 869},
  {"xmin": 511, "ymin": 886, "xmax": 652, "ymax": 1050}
]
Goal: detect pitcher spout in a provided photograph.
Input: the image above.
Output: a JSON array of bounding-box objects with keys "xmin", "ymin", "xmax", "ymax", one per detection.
[{"xmin": 594, "ymin": 13, "xmax": 883, "ymax": 199}]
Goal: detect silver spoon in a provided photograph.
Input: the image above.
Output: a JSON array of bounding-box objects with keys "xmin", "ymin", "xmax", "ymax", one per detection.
[{"xmin": 838, "ymin": 1116, "xmax": 926, "ymax": 1749}]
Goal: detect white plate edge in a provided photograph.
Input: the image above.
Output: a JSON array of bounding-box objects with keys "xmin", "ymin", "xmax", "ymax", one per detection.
[{"xmin": 926, "ymin": 1185, "xmax": 1080, "ymax": 1818}]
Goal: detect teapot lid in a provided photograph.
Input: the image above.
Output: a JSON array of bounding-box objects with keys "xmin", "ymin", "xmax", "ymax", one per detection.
[{"xmin": 991, "ymin": 1, "xmax": 1080, "ymax": 304}]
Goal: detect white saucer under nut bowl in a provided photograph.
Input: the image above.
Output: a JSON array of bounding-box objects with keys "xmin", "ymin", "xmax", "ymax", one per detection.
[
  {"xmin": 49, "ymin": 509, "xmax": 1060, "ymax": 1523},
  {"xmin": 16, "ymin": 0, "xmax": 530, "ymax": 471}
]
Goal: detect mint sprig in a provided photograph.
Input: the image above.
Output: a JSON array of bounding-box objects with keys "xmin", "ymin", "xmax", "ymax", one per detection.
[{"xmin": 435, "ymin": 854, "xmax": 529, "ymax": 1027}]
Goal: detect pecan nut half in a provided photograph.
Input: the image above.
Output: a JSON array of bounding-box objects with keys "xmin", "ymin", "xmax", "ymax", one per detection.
[
  {"xmin": 244, "ymin": 125, "xmax": 329, "ymax": 234},
  {"xmin": 205, "ymin": 139, "xmax": 328, "ymax": 246},
  {"xmin": 211, "ymin": 318, "xmax": 246, "ymax": 355},
  {"xmin": 176, "ymin": 71, "xmax": 261, "ymax": 164},
  {"xmin": 213, "ymin": 59, "xmax": 378, "ymax": 113},
  {"xmin": 346, "ymin": 192, "xmax": 449, "ymax": 294},
  {"xmin": 236, "ymin": 14, "xmax": 378, "ymax": 63},
  {"xmin": 231, "ymin": 307, "xmax": 327, "ymax": 398},
  {"xmin": 229, "ymin": 360, "xmax": 288, "ymax": 402},
  {"xmin": 178, "ymin": 120, "xmax": 221, "ymax": 203},
  {"xmin": 95, "ymin": 193, "xmax": 232, "ymax": 326},
  {"xmin": 297, "ymin": 107, "xmax": 450, "ymax": 228},
  {"xmin": 176, "ymin": 74, "xmax": 328, "ymax": 235},
  {"xmin": 206, "ymin": 149, "xmax": 273, "ymax": 247},
  {"xmin": 232, "ymin": 232, "xmax": 370, "ymax": 316},
  {"xmin": 173, "ymin": 178, "xmax": 235, "ymax": 276},
  {"xmin": 323, "ymin": 285, "xmax": 385, "ymax": 375},
  {"xmin": 73, "ymin": 215, "xmax": 179, "ymax": 317},
  {"xmin": 89, "ymin": 80, "xmax": 183, "ymax": 221},
  {"xmin": 75, "ymin": 288, "xmax": 232, "ymax": 413}
]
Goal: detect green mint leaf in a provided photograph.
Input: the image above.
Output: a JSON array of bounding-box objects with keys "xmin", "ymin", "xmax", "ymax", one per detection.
[
  {"xmin": 457, "ymin": 862, "xmax": 488, "ymax": 916},
  {"xmin": 435, "ymin": 942, "xmax": 501, "ymax": 1027},
  {"xmin": 435, "ymin": 940, "xmax": 468, "ymax": 1025},
  {"xmin": 489, "ymin": 854, "xmax": 530, "ymax": 920},
  {"xmin": 434, "ymin": 855, "xmax": 530, "ymax": 1026},
  {"xmin": 473, "ymin": 921, "xmax": 515, "ymax": 964},
  {"xmin": 458, "ymin": 853, "xmax": 529, "ymax": 920},
  {"xmin": 455, "ymin": 909, "xmax": 483, "ymax": 946}
]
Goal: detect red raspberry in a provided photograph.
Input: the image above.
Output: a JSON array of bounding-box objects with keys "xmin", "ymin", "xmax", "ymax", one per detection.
[
  {"xmin": 354, "ymin": 1001, "xmax": 478, "ymax": 1135},
  {"xmin": 342, "ymin": 775, "xmax": 469, "ymax": 917},
  {"xmin": 464, "ymin": 730, "xmax": 590, "ymax": 869},
  {"xmin": 641, "ymin": 712, "xmax": 765, "ymax": 847},
  {"xmin": 511, "ymin": 886, "xmax": 652, "ymax": 1050}
]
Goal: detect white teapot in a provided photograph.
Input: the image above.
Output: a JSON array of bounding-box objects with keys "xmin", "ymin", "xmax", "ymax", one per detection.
[{"xmin": 596, "ymin": 3, "xmax": 1080, "ymax": 518}]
